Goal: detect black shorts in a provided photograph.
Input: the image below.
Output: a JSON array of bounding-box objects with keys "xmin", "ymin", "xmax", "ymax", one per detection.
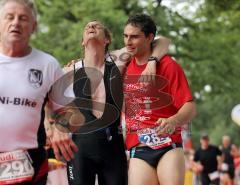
[
  {"xmin": 130, "ymin": 143, "xmax": 182, "ymax": 168},
  {"xmin": 67, "ymin": 128, "xmax": 128, "ymax": 185},
  {"xmin": 11, "ymin": 147, "xmax": 48, "ymax": 185}
]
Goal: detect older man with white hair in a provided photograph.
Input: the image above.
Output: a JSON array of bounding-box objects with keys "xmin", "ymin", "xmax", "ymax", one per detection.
[{"xmin": 0, "ymin": 0, "xmax": 66, "ymax": 184}]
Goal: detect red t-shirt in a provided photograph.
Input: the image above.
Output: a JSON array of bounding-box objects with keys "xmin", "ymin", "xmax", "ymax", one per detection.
[{"xmin": 124, "ymin": 55, "xmax": 193, "ymax": 150}]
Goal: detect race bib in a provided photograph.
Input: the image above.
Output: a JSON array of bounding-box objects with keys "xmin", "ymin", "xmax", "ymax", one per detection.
[
  {"xmin": 208, "ymin": 171, "xmax": 220, "ymax": 181},
  {"xmin": 0, "ymin": 150, "xmax": 34, "ymax": 184},
  {"xmin": 137, "ymin": 128, "xmax": 172, "ymax": 149}
]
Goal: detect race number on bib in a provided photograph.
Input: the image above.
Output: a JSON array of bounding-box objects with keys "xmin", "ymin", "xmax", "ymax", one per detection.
[
  {"xmin": 137, "ymin": 128, "xmax": 172, "ymax": 149},
  {"xmin": 0, "ymin": 150, "xmax": 34, "ymax": 184}
]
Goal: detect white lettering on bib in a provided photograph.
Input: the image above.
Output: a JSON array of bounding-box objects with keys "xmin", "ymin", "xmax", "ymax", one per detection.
[{"xmin": 137, "ymin": 128, "xmax": 172, "ymax": 149}]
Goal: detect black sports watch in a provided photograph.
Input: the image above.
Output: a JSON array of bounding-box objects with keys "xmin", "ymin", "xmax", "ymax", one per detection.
[{"xmin": 148, "ymin": 56, "xmax": 159, "ymax": 63}]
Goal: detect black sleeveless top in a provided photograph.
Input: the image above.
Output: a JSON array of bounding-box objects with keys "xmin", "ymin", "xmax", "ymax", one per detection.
[{"xmin": 72, "ymin": 60, "xmax": 123, "ymax": 135}]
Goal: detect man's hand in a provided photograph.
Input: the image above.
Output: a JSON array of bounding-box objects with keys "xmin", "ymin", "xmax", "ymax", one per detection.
[
  {"xmin": 155, "ymin": 117, "xmax": 177, "ymax": 136},
  {"xmin": 50, "ymin": 125, "xmax": 78, "ymax": 162},
  {"xmin": 190, "ymin": 161, "xmax": 204, "ymax": 174},
  {"xmin": 139, "ymin": 35, "xmax": 170, "ymax": 83},
  {"xmin": 156, "ymin": 101, "xmax": 196, "ymax": 137},
  {"xmin": 139, "ymin": 60, "xmax": 156, "ymax": 83}
]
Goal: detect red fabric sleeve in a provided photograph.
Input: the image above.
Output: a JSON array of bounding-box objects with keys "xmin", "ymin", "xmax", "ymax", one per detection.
[{"xmin": 161, "ymin": 56, "xmax": 193, "ymax": 109}]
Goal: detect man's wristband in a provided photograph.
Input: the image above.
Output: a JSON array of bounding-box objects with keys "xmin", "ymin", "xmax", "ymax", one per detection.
[{"xmin": 148, "ymin": 56, "xmax": 159, "ymax": 63}]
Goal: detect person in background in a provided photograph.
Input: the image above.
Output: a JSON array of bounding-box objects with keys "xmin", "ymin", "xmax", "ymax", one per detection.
[
  {"xmin": 231, "ymin": 144, "xmax": 240, "ymax": 185},
  {"xmin": 193, "ymin": 134, "xmax": 222, "ymax": 185},
  {"xmin": 220, "ymin": 135, "xmax": 235, "ymax": 185}
]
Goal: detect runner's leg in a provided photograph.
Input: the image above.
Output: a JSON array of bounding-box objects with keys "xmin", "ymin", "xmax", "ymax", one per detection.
[
  {"xmin": 157, "ymin": 148, "xmax": 185, "ymax": 185},
  {"xmin": 128, "ymin": 158, "xmax": 158, "ymax": 185}
]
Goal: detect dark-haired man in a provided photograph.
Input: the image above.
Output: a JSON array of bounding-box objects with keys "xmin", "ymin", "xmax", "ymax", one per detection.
[{"xmin": 123, "ymin": 14, "xmax": 196, "ymax": 185}]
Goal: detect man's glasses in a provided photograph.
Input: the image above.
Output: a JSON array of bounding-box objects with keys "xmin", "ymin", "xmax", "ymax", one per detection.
[{"xmin": 85, "ymin": 24, "xmax": 104, "ymax": 30}]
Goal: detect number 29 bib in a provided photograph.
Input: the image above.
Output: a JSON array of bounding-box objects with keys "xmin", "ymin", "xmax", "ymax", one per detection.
[
  {"xmin": 0, "ymin": 150, "xmax": 34, "ymax": 184},
  {"xmin": 137, "ymin": 128, "xmax": 172, "ymax": 149}
]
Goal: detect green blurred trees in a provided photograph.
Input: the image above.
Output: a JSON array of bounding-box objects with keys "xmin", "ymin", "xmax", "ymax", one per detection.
[
  {"xmin": 175, "ymin": 0, "xmax": 240, "ymax": 145},
  {"xmin": 31, "ymin": 0, "xmax": 240, "ymax": 146}
]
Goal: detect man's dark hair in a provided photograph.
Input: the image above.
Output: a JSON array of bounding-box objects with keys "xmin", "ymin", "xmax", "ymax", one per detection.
[
  {"xmin": 201, "ymin": 133, "xmax": 209, "ymax": 140},
  {"xmin": 125, "ymin": 14, "xmax": 157, "ymax": 37}
]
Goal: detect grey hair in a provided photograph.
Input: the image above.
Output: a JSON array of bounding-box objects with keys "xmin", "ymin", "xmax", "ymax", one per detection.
[{"xmin": 0, "ymin": 0, "xmax": 37, "ymax": 20}]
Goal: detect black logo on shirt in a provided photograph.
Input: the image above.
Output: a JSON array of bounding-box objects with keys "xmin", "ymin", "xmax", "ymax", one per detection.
[
  {"xmin": 0, "ymin": 96, "xmax": 37, "ymax": 108},
  {"xmin": 28, "ymin": 69, "xmax": 43, "ymax": 88}
]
